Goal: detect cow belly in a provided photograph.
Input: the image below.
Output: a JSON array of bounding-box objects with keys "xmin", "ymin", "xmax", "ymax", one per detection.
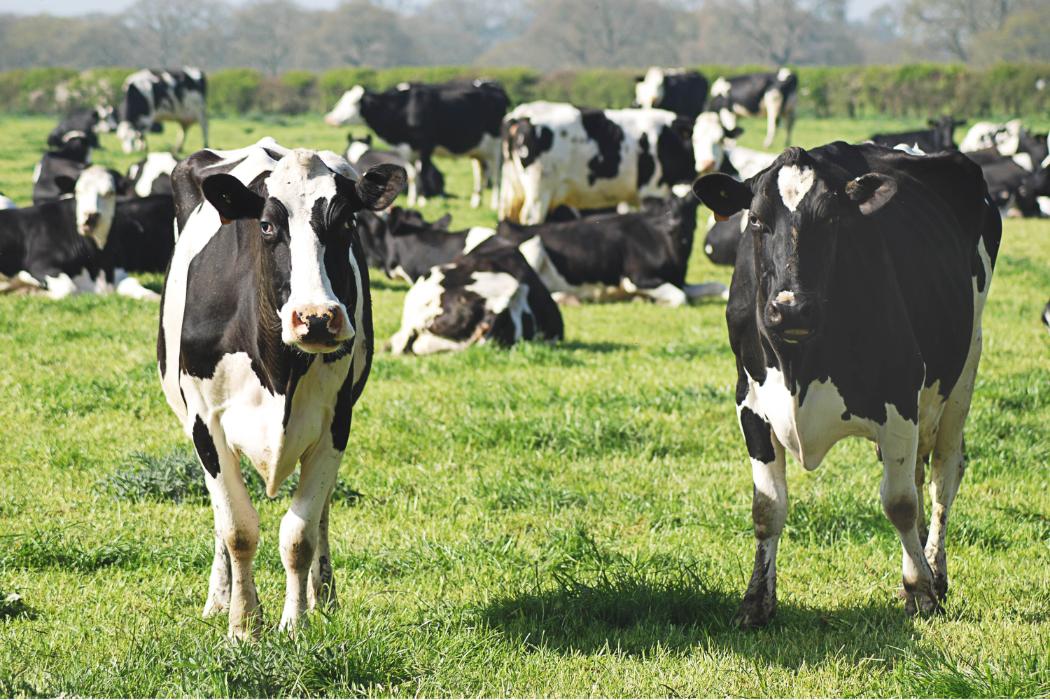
[{"xmin": 746, "ymin": 368, "xmax": 879, "ymax": 470}]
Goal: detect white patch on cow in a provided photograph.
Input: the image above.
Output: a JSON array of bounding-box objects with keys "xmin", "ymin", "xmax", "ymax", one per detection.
[
  {"xmin": 0, "ymin": 270, "xmax": 41, "ymax": 293},
  {"xmin": 324, "ymin": 86, "xmax": 365, "ymax": 126},
  {"xmin": 74, "ymin": 165, "xmax": 117, "ymax": 245},
  {"xmin": 463, "ymin": 227, "xmax": 495, "ymax": 253},
  {"xmin": 727, "ymin": 145, "xmax": 777, "ymax": 179},
  {"xmin": 132, "ymin": 152, "xmax": 178, "ymax": 197},
  {"xmin": 1010, "ymin": 153, "xmax": 1034, "ymax": 172},
  {"xmin": 777, "ymin": 165, "xmax": 815, "ymax": 212},
  {"xmin": 344, "ymin": 140, "xmax": 371, "ymax": 165},
  {"xmin": 32, "ymin": 162, "xmax": 41, "ymax": 184},
  {"xmin": 893, "ymin": 143, "xmax": 926, "ymax": 156},
  {"xmin": 740, "ymin": 209, "xmax": 750, "ymax": 232},
  {"xmin": 389, "ymin": 267, "xmax": 456, "ymax": 355},
  {"xmin": 774, "ymin": 290, "xmax": 796, "ymax": 305},
  {"xmin": 704, "ymin": 243, "xmax": 714, "ymax": 255},
  {"xmin": 0, "ymin": 193, "xmax": 15, "ymax": 210},
  {"xmin": 693, "ymin": 112, "xmax": 729, "ymax": 173},
  {"xmin": 711, "ymin": 77, "xmax": 731, "ymax": 98},
  {"xmin": 116, "ymin": 274, "xmax": 160, "ymax": 301},
  {"xmin": 635, "ymin": 67, "xmax": 665, "ymax": 109},
  {"xmin": 265, "ymin": 150, "xmax": 352, "ymax": 348},
  {"xmin": 777, "ymin": 68, "xmax": 792, "ymax": 82},
  {"xmin": 183, "ymin": 66, "xmax": 202, "ymax": 81},
  {"xmin": 44, "ymin": 273, "xmax": 78, "ymax": 299},
  {"xmin": 465, "ymin": 271, "xmax": 521, "ymax": 315},
  {"xmin": 671, "ymin": 183, "xmax": 693, "ymax": 198}
]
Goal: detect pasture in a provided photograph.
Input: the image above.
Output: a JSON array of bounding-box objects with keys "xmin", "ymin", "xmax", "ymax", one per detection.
[{"xmin": 1, "ymin": 113, "xmax": 1048, "ymax": 697}]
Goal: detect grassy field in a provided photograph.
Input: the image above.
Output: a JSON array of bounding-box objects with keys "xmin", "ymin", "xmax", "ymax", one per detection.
[{"xmin": 0, "ymin": 113, "xmax": 1048, "ymax": 697}]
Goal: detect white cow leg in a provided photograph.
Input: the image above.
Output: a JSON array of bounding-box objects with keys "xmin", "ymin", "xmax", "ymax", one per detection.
[
  {"xmin": 738, "ymin": 416, "xmax": 787, "ymax": 629},
  {"xmin": 200, "ymin": 432, "xmax": 262, "ymax": 639},
  {"xmin": 629, "ymin": 281, "xmax": 687, "ymax": 307},
  {"xmin": 878, "ymin": 413, "xmax": 939, "ymax": 616},
  {"xmin": 202, "ymin": 516, "xmax": 231, "ymax": 617},
  {"xmin": 470, "ymin": 158, "xmax": 483, "ymax": 209},
  {"xmin": 522, "ymin": 190, "xmax": 552, "ymax": 226},
  {"xmin": 279, "ymin": 443, "xmax": 340, "ymax": 632},
  {"xmin": 200, "ymin": 112, "xmax": 209, "ymax": 148},
  {"xmin": 307, "ymin": 498, "xmax": 338, "ymax": 612}
]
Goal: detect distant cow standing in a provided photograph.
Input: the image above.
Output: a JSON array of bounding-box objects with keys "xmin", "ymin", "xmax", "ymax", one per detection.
[
  {"xmin": 325, "ymin": 80, "xmax": 508, "ymax": 208},
  {"xmin": 708, "ymin": 69, "xmax": 798, "ymax": 148},
  {"xmin": 499, "ymin": 102, "xmax": 708, "ymax": 224},
  {"xmin": 693, "ymin": 142, "xmax": 1000, "ymax": 627},
  {"xmin": 160, "ymin": 139, "xmax": 404, "ymax": 638},
  {"xmin": 388, "ymin": 240, "xmax": 564, "ymax": 355},
  {"xmin": 634, "ymin": 67, "xmax": 709, "ymax": 119},
  {"xmin": 117, "ymin": 68, "xmax": 208, "ymax": 153}
]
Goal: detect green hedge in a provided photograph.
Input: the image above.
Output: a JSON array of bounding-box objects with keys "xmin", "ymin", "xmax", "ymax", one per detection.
[{"xmin": 3, "ymin": 63, "xmax": 1048, "ymax": 119}]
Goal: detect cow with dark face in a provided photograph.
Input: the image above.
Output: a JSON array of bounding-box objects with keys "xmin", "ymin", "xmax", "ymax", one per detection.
[
  {"xmin": 117, "ymin": 68, "xmax": 208, "ymax": 154},
  {"xmin": 634, "ymin": 67, "xmax": 709, "ymax": 119},
  {"xmin": 31, "ymin": 134, "xmax": 104, "ymax": 204},
  {"xmin": 159, "ymin": 140, "xmax": 404, "ymax": 638},
  {"xmin": 47, "ymin": 106, "xmax": 116, "ymax": 159},
  {"xmin": 692, "ymin": 142, "xmax": 1000, "ymax": 627},
  {"xmin": 388, "ymin": 239, "xmax": 563, "ymax": 355},
  {"xmin": 868, "ymin": 116, "xmax": 965, "ymax": 153},
  {"xmin": 708, "ymin": 69, "xmax": 798, "ymax": 148}
]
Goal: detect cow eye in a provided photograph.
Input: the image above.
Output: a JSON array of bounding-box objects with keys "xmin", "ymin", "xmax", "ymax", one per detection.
[
  {"xmin": 343, "ymin": 216, "xmax": 354, "ymax": 230},
  {"xmin": 260, "ymin": 220, "xmax": 275, "ymax": 238},
  {"xmin": 748, "ymin": 213, "xmax": 763, "ymax": 230}
]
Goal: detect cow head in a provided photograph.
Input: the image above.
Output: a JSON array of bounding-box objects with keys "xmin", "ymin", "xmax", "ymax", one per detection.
[
  {"xmin": 634, "ymin": 68, "xmax": 665, "ymax": 109},
  {"xmin": 63, "ymin": 165, "xmax": 120, "ymax": 246},
  {"xmin": 201, "ymin": 150, "xmax": 405, "ymax": 354},
  {"xmin": 116, "ymin": 120, "xmax": 147, "ymax": 154},
  {"xmin": 324, "ymin": 86, "xmax": 366, "ymax": 127},
  {"xmin": 53, "ymin": 131, "xmax": 96, "ymax": 163},
  {"xmin": 692, "ymin": 112, "xmax": 742, "ymax": 174},
  {"xmin": 693, "ymin": 147, "xmax": 898, "ymax": 346},
  {"xmin": 928, "ymin": 115, "xmax": 966, "ymax": 150},
  {"xmin": 388, "ymin": 264, "xmax": 530, "ymax": 355}
]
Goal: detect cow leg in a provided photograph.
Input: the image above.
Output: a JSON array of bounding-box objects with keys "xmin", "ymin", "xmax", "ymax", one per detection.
[
  {"xmin": 915, "ymin": 454, "xmax": 929, "ymax": 548},
  {"xmin": 625, "ymin": 280, "xmax": 687, "ymax": 307},
  {"xmin": 174, "ymin": 123, "xmax": 187, "ymax": 154},
  {"xmin": 197, "ymin": 424, "xmax": 262, "ymax": 639},
  {"xmin": 307, "ymin": 498, "xmax": 337, "ymax": 612},
  {"xmin": 203, "ymin": 508, "xmax": 231, "ymax": 617},
  {"xmin": 782, "ymin": 106, "xmax": 796, "ymax": 147},
  {"xmin": 199, "ymin": 112, "xmax": 209, "ymax": 149},
  {"xmin": 737, "ymin": 406, "xmax": 787, "ymax": 629},
  {"xmin": 278, "ymin": 443, "xmax": 340, "ymax": 631},
  {"xmin": 762, "ymin": 91, "xmax": 784, "ymax": 149},
  {"xmin": 877, "ymin": 413, "xmax": 940, "ymax": 616},
  {"xmin": 470, "ymin": 158, "xmax": 484, "ymax": 209}
]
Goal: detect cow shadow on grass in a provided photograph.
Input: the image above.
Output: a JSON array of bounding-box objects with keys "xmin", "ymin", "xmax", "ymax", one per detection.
[
  {"xmin": 557, "ymin": 340, "xmax": 632, "ymax": 354},
  {"xmin": 481, "ymin": 577, "xmax": 918, "ymax": 669}
]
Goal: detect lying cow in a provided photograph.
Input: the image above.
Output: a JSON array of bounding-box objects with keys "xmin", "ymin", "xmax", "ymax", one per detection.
[
  {"xmin": 31, "ymin": 136, "xmax": 104, "ymax": 204},
  {"xmin": 0, "ymin": 165, "xmax": 156, "ymax": 299},
  {"xmin": 968, "ymin": 147, "xmax": 1050, "ymax": 217},
  {"xmin": 497, "ymin": 194, "xmax": 725, "ymax": 306},
  {"xmin": 354, "ymin": 207, "xmax": 451, "ymax": 271},
  {"xmin": 692, "ymin": 142, "xmax": 1000, "ymax": 626},
  {"xmin": 703, "ymin": 210, "xmax": 746, "ymax": 266},
  {"xmin": 868, "ymin": 116, "xmax": 964, "ymax": 153},
  {"xmin": 634, "ymin": 67, "xmax": 709, "ymax": 119},
  {"xmin": 160, "ymin": 140, "xmax": 404, "ymax": 638},
  {"xmin": 372, "ymin": 210, "xmax": 492, "ymax": 283},
  {"xmin": 47, "ymin": 105, "xmax": 116, "ymax": 157},
  {"xmin": 125, "ymin": 152, "xmax": 178, "ymax": 197},
  {"xmin": 708, "ymin": 69, "xmax": 798, "ymax": 148},
  {"xmin": 388, "ymin": 240, "xmax": 563, "ymax": 355},
  {"xmin": 106, "ymin": 195, "xmax": 177, "ymax": 273},
  {"xmin": 325, "ymin": 80, "xmax": 508, "ymax": 208},
  {"xmin": 345, "ymin": 133, "xmax": 444, "ymax": 205},
  {"xmin": 499, "ymin": 102, "xmax": 710, "ymax": 224},
  {"xmin": 117, "ymin": 67, "xmax": 208, "ymax": 153}
]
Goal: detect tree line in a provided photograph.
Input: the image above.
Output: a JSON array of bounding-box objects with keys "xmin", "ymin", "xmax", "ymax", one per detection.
[{"xmin": 0, "ymin": 0, "xmax": 1046, "ymax": 73}]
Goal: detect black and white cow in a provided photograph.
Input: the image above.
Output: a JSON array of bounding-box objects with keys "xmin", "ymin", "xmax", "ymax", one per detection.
[
  {"xmin": 499, "ymin": 102, "xmax": 717, "ymax": 224},
  {"xmin": 634, "ymin": 67, "xmax": 709, "ymax": 119},
  {"xmin": 497, "ymin": 194, "xmax": 724, "ymax": 306},
  {"xmin": 30, "ymin": 137, "xmax": 108, "ymax": 204},
  {"xmin": 354, "ymin": 207, "xmax": 451, "ymax": 271},
  {"xmin": 708, "ymin": 69, "xmax": 798, "ymax": 148},
  {"xmin": 703, "ymin": 210, "xmax": 746, "ymax": 266},
  {"xmin": 1043, "ymin": 299, "xmax": 1050, "ymax": 334},
  {"xmin": 868, "ymin": 116, "xmax": 965, "ymax": 153},
  {"xmin": 1, "ymin": 165, "xmax": 156, "ymax": 299},
  {"xmin": 345, "ymin": 133, "xmax": 445, "ymax": 205},
  {"xmin": 388, "ymin": 239, "xmax": 563, "ymax": 355},
  {"xmin": 159, "ymin": 139, "xmax": 404, "ymax": 639},
  {"xmin": 117, "ymin": 68, "xmax": 208, "ymax": 154},
  {"xmin": 47, "ymin": 105, "xmax": 117, "ymax": 157},
  {"xmin": 967, "ymin": 148, "xmax": 1050, "ymax": 218},
  {"xmin": 692, "ymin": 142, "xmax": 999, "ymax": 627},
  {"xmin": 125, "ymin": 152, "xmax": 178, "ymax": 198},
  {"xmin": 325, "ymin": 80, "xmax": 508, "ymax": 208},
  {"xmin": 372, "ymin": 208, "xmax": 493, "ymax": 283}
]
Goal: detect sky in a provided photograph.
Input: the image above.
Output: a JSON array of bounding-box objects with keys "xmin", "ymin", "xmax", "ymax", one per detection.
[{"xmin": 0, "ymin": 0, "xmax": 890, "ymax": 20}]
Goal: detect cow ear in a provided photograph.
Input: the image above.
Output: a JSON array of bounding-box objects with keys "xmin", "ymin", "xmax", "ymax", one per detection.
[
  {"xmin": 845, "ymin": 173, "xmax": 897, "ymax": 216},
  {"xmin": 355, "ymin": 163, "xmax": 406, "ymax": 211},
  {"xmin": 202, "ymin": 173, "xmax": 264, "ymax": 221},
  {"xmin": 692, "ymin": 173, "xmax": 752, "ymax": 217},
  {"xmin": 54, "ymin": 175, "xmax": 77, "ymax": 195}
]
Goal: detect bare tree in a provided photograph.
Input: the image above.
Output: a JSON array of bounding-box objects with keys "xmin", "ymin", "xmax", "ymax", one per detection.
[
  {"xmin": 230, "ymin": 0, "xmax": 304, "ymax": 75},
  {"xmin": 902, "ymin": 0, "xmax": 1019, "ymax": 61},
  {"xmin": 123, "ymin": 0, "xmax": 230, "ymax": 66}
]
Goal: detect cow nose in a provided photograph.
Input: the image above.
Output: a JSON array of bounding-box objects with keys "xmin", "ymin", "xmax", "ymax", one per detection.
[
  {"xmin": 290, "ymin": 305, "xmax": 349, "ymax": 347},
  {"xmin": 696, "ymin": 159, "xmax": 717, "ymax": 174},
  {"xmin": 765, "ymin": 292, "xmax": 818, "ymax": 340}
]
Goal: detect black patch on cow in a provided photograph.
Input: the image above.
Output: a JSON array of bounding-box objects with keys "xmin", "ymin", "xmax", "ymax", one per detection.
[
  {"xmin": 656, "ymin": 123, "xmax": 695, "ymax": 186},
  {"xmin": 580, "ymin": 109, "xmax": 623, "ymax": 185},
  {"xmin": 331, "ymin": 380, "xmax": 354, "ymax": 451},
  {"xmin": 739, "ymin": 407, "xmax": 775, "ymax": 463},
  {"xmin": 509, "ymin": 119, "xmax": 554, "ymax": 169},
  {"xmin": 488, "ymin": 308, "xmax": 518, "ymax": 347},
  {"xmin": 124, "ymin": 84, "xmax": 150, "ymax": 125},
  {"xmin": 521, "ymin": 310, "xmax": 536, "ymax": 339},
  {"xmin": 192, "ymin": 416, "xmax": 221, "ymax": 477},
  {"xmin": 637, "ymin": 133, "xmax": 655, "ymax": 189}
]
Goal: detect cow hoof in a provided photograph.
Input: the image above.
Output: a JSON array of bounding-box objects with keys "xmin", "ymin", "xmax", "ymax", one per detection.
[
  {"xmin": 736, "ymin": 594, "xmax": 776, "ymax": 630},
  {"xmin": 902, "ymin": 586, "xmax": 942, "ymax": 617},
  {"xmin": 932, "ymin": 574, "xmax": 949, "ymax": 602},
  {"xmin": 202, "ymin": 598, "xmax": 228, "ymax": 618}
]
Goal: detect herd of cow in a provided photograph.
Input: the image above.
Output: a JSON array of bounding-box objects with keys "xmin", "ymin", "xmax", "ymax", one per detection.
[{"xmin": 0, "ymin": 63, "xmax": 1046, "ymax": 639}]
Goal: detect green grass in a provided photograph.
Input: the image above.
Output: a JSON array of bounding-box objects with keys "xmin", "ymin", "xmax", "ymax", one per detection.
[{"xmin": 1, "ymin": 113, "xmax": 1048, "ymax": 697}]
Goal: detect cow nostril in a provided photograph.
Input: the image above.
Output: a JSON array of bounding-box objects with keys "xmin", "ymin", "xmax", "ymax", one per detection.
[{"xmin": 327, "ymin": 311, "xmax": 343, "ymax": 334}]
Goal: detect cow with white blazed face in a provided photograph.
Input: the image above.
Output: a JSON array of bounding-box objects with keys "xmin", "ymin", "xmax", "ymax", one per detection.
[
  {"xmin": 634, "ymin": 67, "xmax": 709, "ymax": 119},
  {"xmin": 159, "ymin": 139, "xmax": 404, "ymax": 639},
  {"xmin": 499, "ymin": 102, "xmax": 724, "ymax": 224},
  {"xmin": 325, "ymin": 80, "xmax": 508, "ymax": 208},
  {"xmin": 389, "ymin": 239, "xmax": 563, "ymax": 356},
  {"xmin": 708, "ymin": 69, "xmax": 798, "ymax": 148},
  {"xmin": 692, "ymin": 142, "xmax": 1000, "ymax": 627},
  {"xmin": 117, "ymin": 68, "xmax": 208, "ymax": 154}
]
